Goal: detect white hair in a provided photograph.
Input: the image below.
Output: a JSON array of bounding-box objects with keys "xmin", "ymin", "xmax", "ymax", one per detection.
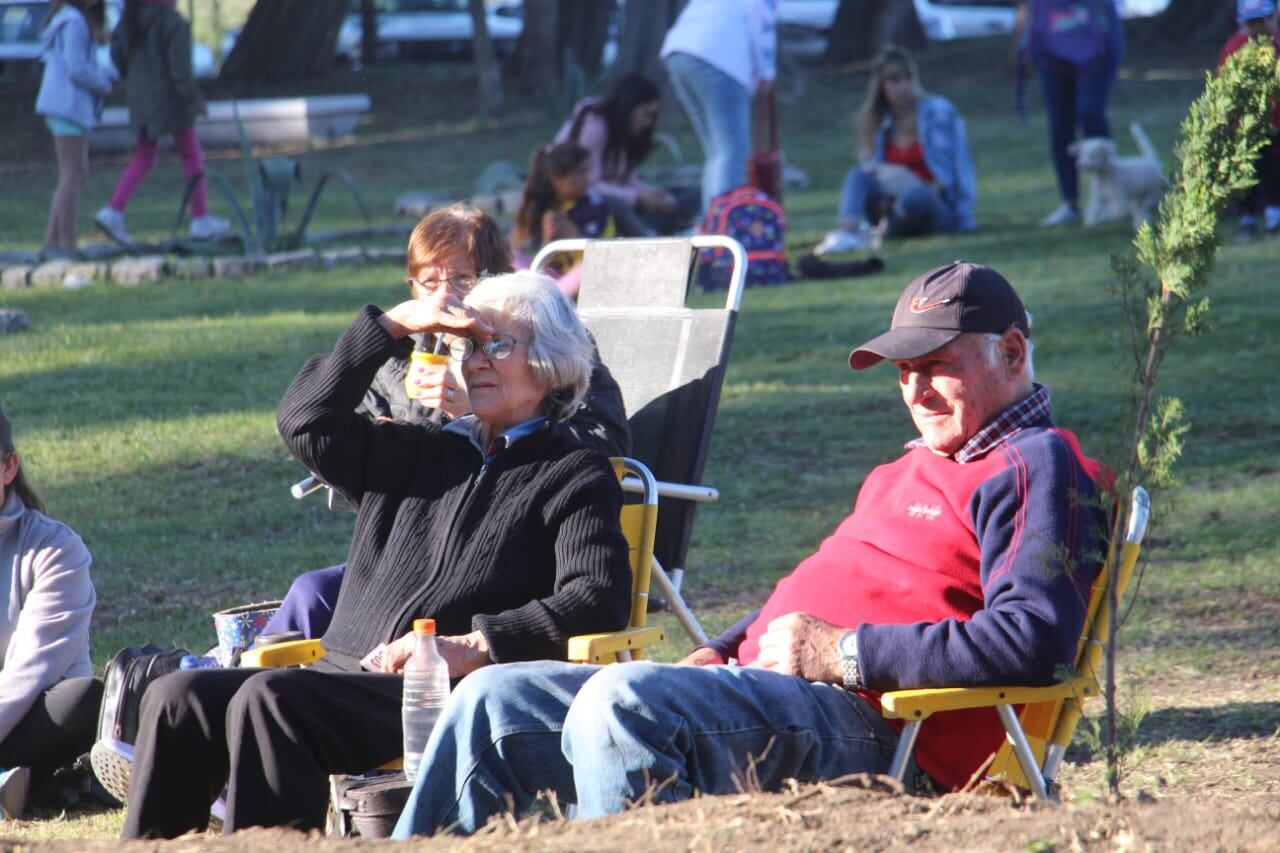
[
  {"xmin": 977, "ymin": 309, "xmax": 1035, "ymax": 381},
  {"xmin": 463, "ymin": 271, "xmax": 594, "ymax": 422}
]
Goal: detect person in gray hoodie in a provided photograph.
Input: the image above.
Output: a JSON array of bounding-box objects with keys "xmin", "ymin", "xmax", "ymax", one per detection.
[
  {"xmin": 34, "ymin": 0, "xmax": 113, "ymax": 258},
  {"xmin": 0, "ymin": 406, "xmax": 101, "ymax": 817}
]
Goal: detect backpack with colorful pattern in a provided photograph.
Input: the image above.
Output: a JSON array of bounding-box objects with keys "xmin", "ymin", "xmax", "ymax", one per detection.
[{"xmin": 696, "ymin": 187, "xmax": 790, "ymax": 291}]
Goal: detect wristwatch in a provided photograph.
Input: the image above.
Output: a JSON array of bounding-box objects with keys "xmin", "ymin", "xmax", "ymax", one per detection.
[{"xmin": 838, "ymin": 629, "xmax": 864, "ymax": 691}]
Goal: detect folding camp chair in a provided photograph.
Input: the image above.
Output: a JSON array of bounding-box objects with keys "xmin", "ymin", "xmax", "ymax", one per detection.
[
  {"xmin": 533, "ymin": 236, "xmax": 747, "ymax": 646},
  {"xmin": 248, "ymin": 457, "xmax": 665, "ymax": 836},
  {"xmin": 880, "ymin": 485, "xmax": 1151, "ymax": 800}
]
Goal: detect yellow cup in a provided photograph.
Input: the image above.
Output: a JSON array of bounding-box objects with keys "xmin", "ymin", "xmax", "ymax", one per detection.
[{"xmin": 406, "ymin": 350, "xmax": 449, "ymax": 398}]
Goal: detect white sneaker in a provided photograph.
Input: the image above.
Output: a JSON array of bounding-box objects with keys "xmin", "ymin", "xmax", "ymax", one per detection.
[
  {"xmin": 813, "ymin": 226, "xmax": 869, "ymax": 256},
  {"xmin": 1039, "ymin": 203, "xmax": 1079, "ymax": 227},
  {"xmin": 190, "ymin": 214, "xmax": 230, "ymax": 239},
  {"xmin": 0, "ymin": 767, "xmax": 30, "ymax": 820},
  {"xmin": 90, "ymin": 738, "xmax": 134, "ymax": 807},
  {"xmin": 94, "ymin": 207, "xmax": 131, "ymax": 244}
]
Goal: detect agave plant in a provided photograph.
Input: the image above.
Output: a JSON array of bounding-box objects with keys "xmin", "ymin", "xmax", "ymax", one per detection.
[{"xmin": 176, "ymin": 102, "xmax": 370, "ymax": 256}]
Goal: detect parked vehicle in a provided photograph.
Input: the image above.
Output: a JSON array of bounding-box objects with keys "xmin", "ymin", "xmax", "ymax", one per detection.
[
  {"xmin": 334, "ymin": 0, "xmax": 522, "ymax": 67},
  {"xmin": 0, "ymin": 0, "xmax": 215, "ymax": 80},
  {"xmin": 777, "ymin": 0, "xmax": 1170, "ymax": 51}
]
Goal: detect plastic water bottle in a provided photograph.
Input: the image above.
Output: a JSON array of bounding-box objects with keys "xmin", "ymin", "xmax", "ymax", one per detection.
[{"xmin": 402, "ymin": 618, "xmax": 450, "ymax": 782}]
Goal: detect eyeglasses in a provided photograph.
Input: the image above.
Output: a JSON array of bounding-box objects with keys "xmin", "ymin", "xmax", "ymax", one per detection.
[
  {"xmin": 448, "ymin": 334, "xmax": 528, "ymax": 362},
  {"xmin": 406, "ymin": 273, "xmax": 480, "ymax": 294}
]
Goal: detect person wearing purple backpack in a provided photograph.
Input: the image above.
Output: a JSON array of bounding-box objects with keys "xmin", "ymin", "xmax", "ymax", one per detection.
[{"xmin": 1016, "ymin": 0, "xmax": 1125, "ymax": 227}]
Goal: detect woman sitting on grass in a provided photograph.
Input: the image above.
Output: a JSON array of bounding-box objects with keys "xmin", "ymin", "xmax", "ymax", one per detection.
[
  {"xmin": 119, "ymin": 272, "xmax": 633, "ymax": 838},
  {"xmin": 555, "ymin": 72, "xmax": 697, "ymax": 236},
  {"xmin": 0, "ymin": 406, "xmax": 100, "ymax": 818},
  {"xmin": 814, "ymin": 46, "xmax": 977, "ymax": 256}
]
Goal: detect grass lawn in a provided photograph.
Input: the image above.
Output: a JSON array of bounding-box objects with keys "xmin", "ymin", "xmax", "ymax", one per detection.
[{"xmin": 0, "ymin": 33, "xmax": 1277, "ymax": 842}]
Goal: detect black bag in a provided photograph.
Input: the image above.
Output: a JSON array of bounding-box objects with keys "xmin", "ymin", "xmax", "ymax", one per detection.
[
  {"xmin": 96, "ymin": 645, "xmax": 190, "ymax": 745},
  {"xmin": 331, "ymin": 772, "xmax": 413, "ymax": 838}
]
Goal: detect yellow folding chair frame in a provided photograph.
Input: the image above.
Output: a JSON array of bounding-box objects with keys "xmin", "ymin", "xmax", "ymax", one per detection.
[{"xmin": 880, "ymin": 486, "xmax": 1150, "ymax": 800}]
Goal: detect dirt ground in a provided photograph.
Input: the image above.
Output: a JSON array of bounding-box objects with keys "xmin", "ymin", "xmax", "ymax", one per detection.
[{"xmin": 8, "ymin": 669, "xmax": 1276, "ymax": 852}]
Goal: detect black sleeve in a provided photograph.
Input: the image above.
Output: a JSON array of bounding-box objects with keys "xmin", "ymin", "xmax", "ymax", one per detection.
[
  {"xmin": 700, "ymin": 609, "xmax": 760, "ymax": 661},
  {"xmin": 563, "ymin": 350, "xmax": 631, "ymax": 457},
  {"xmin": 277, "ymin": 306, "xmax": 432, "ymax": 502}
]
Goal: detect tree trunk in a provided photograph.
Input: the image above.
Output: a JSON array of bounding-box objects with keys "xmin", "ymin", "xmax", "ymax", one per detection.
[
  {"xmin": 823, "ymin": 0, "xmax": 926, "ymax": 66},
  {"xmin": 558, "ymin": 0, "xmax": 615, "ymax": 78},
  {"xmin": 219, "ymin": 0, "xmax": 347, "ymax": 88},
  {"xmin": 608, "ymin": 0, "xmax": 683, "ymax": 84},
  {"xmin": 469, "ymin": 0, "xmax": 504, "ymax": 115},
  {"xmin": 509, "ymin": 0, "xmax": 560, "ymax": 95},
  {"xmin": 360, "ymin": 0, "xmax": 378, "ymax": 68},
  {"xmin": 1145, "ymin": 0, "xmax": 1235, "ymax": 43}
]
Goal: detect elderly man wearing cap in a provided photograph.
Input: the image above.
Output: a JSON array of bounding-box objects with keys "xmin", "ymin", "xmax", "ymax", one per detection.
[
  {"xmin": 1218, "ymin": 0, "xmax": 1280, "ymax": 236},
  {"xmin": 393, "ymin": 262, "xmax": 1110, "ymax": 838}
]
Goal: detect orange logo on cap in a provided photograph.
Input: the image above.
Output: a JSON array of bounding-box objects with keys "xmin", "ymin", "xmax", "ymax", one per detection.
[{"xmin": 909, "ymin": 295, "xmax": 954, "ymax": 313}]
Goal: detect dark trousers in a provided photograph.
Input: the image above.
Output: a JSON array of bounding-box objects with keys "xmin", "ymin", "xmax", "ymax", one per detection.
[
  {"xmin": 121, "ymin": 663, "xmax": 403, "ymax": 838},
  {"xmin": 1040, "ymin": 64, "xmax": 1115, "ymax": 205},
  {"xmin": 607, "ymin": 187, "xmax": 701, "ymax": 237},
  {"xmin": 0, "ymin": 676, "xmax": 101, "ymax": 785}
]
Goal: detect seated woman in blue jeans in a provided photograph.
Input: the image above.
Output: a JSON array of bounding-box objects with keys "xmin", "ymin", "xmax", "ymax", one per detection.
[{"xmin": 814, "ymin": 47, "xmax": 977, "ymax": 256}]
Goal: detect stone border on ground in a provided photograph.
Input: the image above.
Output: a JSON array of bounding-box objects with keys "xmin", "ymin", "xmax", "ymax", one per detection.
[{"xmin": 0, "ymin": 246, "xmax": 408, "ymax": 291}]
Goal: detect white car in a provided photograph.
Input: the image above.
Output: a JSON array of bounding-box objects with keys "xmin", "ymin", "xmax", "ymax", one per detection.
[
  {"xmin": 777, "ymin": 0, "xmax": 1170, "ymax": 51},
  {"xmin": 0, "ymin": 0, "xmax": 215, "ymax": 80},
  {"xmin": 335, "ymin": 0, "xmax": 523, "ymax": 67}
]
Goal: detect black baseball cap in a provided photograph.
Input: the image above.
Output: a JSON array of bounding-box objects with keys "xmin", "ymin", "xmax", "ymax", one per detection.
[{"xmin": 849, "ymin": 262, "xmax": 1029, "ymax": 370}]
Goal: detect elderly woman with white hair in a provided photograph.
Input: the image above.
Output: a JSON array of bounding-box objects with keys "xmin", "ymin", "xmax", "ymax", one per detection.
[{"xmin": 120, "ymin": 271, "xmax": 632, "ymax": 839}]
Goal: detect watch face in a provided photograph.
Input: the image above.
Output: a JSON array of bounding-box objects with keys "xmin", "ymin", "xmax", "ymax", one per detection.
[{"xmin": 839, "ymin": 630, "xmax": 858, "ymax": 657}]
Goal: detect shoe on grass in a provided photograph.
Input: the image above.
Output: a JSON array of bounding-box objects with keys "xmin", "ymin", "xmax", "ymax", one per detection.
[
  {"xmin": 1039, "ymin": 203, "xmax": 1079, "ymax": 227},
  {"xmin": 93, "ymin": 207, "xmax": 131, "ymax": 244},
  {"xmin": 0, "ymin": 766, "xmax": 30, "ymax": 820},
  {"xmin": 89, "ymin": 738, "xmax": 133, "ymax": 807},
  {"xmin": 1264, "ymin": 205, "xmax": 1280, "ymax": 233},
  {"xmin": 813, "ymin": 226, "xmax": 869, "ymax": 256},
  {"xmin": 190, "ymin": 214, "xmax": 230, "ymax": 239}
]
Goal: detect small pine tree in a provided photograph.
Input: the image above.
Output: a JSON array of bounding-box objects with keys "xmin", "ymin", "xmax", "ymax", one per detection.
[{"xmin": 1104, "ymin": 38, "xmax": 1280, "ymax": 796}]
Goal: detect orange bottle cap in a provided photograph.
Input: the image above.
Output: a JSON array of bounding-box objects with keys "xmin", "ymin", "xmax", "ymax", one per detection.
[{"xmin": 413, "ymin": 618, "xmax": 436, "ymax": 635}]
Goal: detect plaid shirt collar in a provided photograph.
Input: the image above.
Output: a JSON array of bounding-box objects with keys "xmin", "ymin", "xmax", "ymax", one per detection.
[{"xmin": 905, "ymin": 383, "xmax": 1051, "ymax": 463}]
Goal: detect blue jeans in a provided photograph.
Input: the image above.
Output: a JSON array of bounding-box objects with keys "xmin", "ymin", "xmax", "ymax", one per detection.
[
  {"xmin": 837, "ymin": 167, "xmax": 957, "ymax": 237},
  {"xmin": 663, "ymin": 52, "xmax": 751, "ymax": 214},
  {"xmin": 392, "ymin": 660, "xmax": 902, "ymax": 837},
  {"xmin": 1039, "ymin": 65, "xmax": 1115, "ymax": 206}
]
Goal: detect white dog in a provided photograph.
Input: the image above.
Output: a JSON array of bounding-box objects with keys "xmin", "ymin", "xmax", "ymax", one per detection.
[{"xmin": 1069, "ymin": 122, "xmax": 1165, "ymax": 231}]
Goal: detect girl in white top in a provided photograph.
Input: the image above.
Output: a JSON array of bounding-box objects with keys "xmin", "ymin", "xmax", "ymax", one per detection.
[
  {"xmin": 0, "ymin": 407, "xmax": 100, "ymax": 813},
  {"xmin": 660, "ymin": 0, "xmax": 778, "ymax": 212}
]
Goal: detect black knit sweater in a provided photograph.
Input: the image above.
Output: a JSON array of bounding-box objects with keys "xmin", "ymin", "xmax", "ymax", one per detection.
[{"xmin": 277, "ymin": 306, "xmax": 633, "ymax": 670}]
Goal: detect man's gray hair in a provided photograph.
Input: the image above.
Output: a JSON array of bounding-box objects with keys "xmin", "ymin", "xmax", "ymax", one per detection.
[
  {"xmin": 464, "ymin": 271, "xmax": 594, "ymax": 422},
  {"xmin": 977, "ymin": 309, "xmax": 1035, "ymax": 380}
]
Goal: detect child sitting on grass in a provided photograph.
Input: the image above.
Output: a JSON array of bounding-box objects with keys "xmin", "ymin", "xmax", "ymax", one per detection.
[{"xmin": 511, "ymin": 141, "xmax": 612, "ymax": 299}]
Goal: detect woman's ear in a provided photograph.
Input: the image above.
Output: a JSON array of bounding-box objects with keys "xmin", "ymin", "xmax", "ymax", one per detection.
[{"xmin": 2, "ymin": 452, "xmax": 19, "ymax": 487}]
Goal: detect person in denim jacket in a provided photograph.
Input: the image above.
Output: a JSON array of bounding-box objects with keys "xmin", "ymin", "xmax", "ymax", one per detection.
[{"xmin": 815, "ymin": 47, "xmax": 977, "ymax": 256}]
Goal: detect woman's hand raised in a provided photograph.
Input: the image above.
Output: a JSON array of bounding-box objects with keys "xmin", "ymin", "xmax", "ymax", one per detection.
[{"xmin": 379, "ymin": 285, "xmax": 494, "ymax": 341}]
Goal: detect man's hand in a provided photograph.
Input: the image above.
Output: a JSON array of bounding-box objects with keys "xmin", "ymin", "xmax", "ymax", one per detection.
[
  {"xmin": 677, "ymin": 646, "xmax": 724, "ymax": 667},
  {"xmin": 379, "ymin": 285, "xmax": 494, "ymax": 340},
  {"xmin": 405, "ymin": 355, "xmax": 470, "ymax": 417},
  {"xmin": 753, "ymin": 612, "xmax": 844, "ymax": 683}
]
